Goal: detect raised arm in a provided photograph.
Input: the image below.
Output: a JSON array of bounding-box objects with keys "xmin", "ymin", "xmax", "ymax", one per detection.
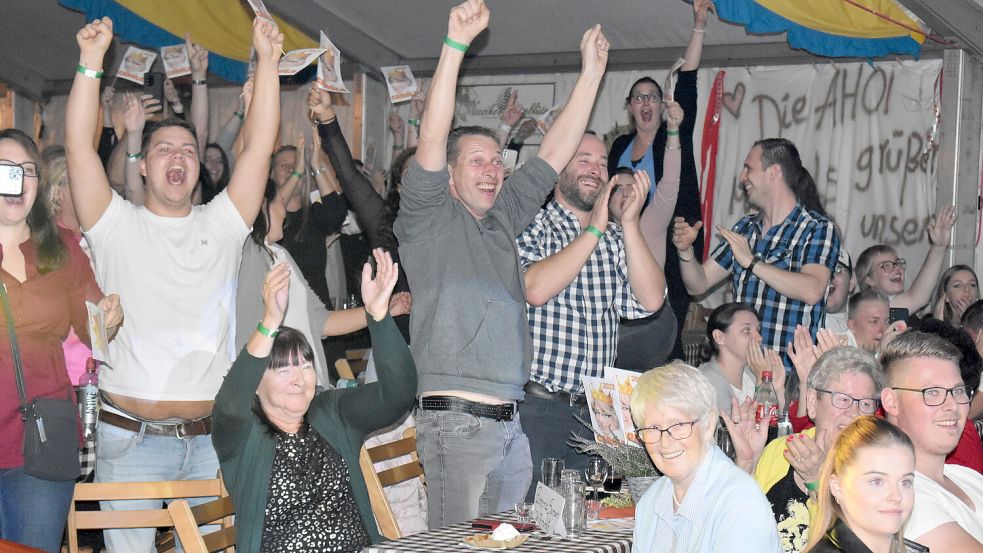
[
  {"xmin": 226, "ymin": 19, "xmax": 282, "ymax": 226},
  {"xmin": 415, "ymin": 0, "xmax": 490, "ymax": 171},
  {"xmin": 893, "ymin": 205, "xmax": 956, "ymax": 312},
  {"xmin": 65, "ymin": 17, "xmax": 116, "ymax": 230},
  {"xmin": 681, "ymin": 0, "xmax": 714, "ymax": 70},
  {"xmin": 639, "ymin": 101, "xmax": 683, "ymax": 266},
  {"xmin": 121, "ymin": 93, "xmax": 161, "ymax": 205},
  {"xmin": 187, "ymin": 34, "xmax": 210, "ymax": 158},
  {"xmin": 536, "ymin": 26, "xmax": 609, "ymax": 173}
]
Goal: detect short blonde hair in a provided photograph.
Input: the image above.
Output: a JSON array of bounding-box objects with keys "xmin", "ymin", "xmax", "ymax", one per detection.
[{"xmin": 629, "ymin": 362, "xmax": 717, "ymax": 428}]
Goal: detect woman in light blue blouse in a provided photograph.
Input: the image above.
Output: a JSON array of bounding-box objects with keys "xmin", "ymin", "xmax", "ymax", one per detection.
[{"xmin": 629, "ymin": 362, "xmax": 782, "ymax": 552}]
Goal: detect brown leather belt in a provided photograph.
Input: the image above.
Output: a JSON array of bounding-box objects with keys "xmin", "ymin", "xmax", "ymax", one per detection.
[
  {"xmin": 418, "ymin": 396, "xmax": 516, "ymax": 422},
  {"xmin": 99, "ymin": 410, "xmax": 212, "ymax": 438},
  {"xmin": 523, "ymin": 380, "xmax": 587, "ymax": 406}
]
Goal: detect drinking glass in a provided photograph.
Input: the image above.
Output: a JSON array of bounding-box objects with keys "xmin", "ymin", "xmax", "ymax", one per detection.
[
  {"xmin": 514, "ymin": 502, "xmax": 533, "ymax": 524},
  {"xmin": 585, "ymin": 457, "xmax": 609, "ymax": 504},
  {"xmin": 541, "ymin": 458, "xmax": 565, "ymax": 490},
  {"xmin": 561, "ymin": 481, "xmax": 586, "ymax": 536}
]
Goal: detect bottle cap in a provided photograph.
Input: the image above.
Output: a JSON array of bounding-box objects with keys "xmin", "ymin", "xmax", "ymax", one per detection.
[
  {"xmin": 761, "ymin": 371, "xmax": 772, "ymax": 380},
  {"xmin": 86, "ymin": 357, "xmax": 98, "ymax": 372}
]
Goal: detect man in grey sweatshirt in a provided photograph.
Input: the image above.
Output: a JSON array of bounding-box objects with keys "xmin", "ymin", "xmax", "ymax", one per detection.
[{"xmin": 393, "ymin": 0, "xmax": 611, "ymax": 529}]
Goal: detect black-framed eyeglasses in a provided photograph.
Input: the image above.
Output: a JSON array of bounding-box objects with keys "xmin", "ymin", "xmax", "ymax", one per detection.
[
  {"xmin": 877, "ymin": 258, "xmax": 906, "ymax": 273},
  {"xmin": 813, "ymin": 388, "xmax": 880, "ymax": 414},
  {"xmin": 628, "ymin": 93, "xmax": 662, "ymax": 105},
  {"xmin": 0, "ymin": 160, "xmax": 39, "ymax": 179},
  {"xmin": 636, "ymin": 418, "xmax": 701, "ymax": 444},
  {"xmin": 891, "ymin": 385, "xmax": 974, "ymax": 406}
]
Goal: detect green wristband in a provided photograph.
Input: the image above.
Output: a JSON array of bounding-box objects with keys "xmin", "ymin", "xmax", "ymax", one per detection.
[
  {"xmin": 666, "ymin": 129, "xmax": 680, "ymax": 136},
  {"xmin": 804, "ymin": 481, "xmax": 819, "ymax": 491},
  {"xmin": 76, "ymin": 64, "xmax": 104, "ymax": 79},
  {"xmin": 257, "ymin": 321, "xmax": 279, "ymax": 338},
  {"xmin": 443, "ymin": 36, "xmax": 469, "ymax": 53},
  {"xmin": 585, "ymin": 225, "xmax": 604, "ymax": 239},
  {"xmin": 290, "ymin": 170, "xmax": 304, "ymax": 179},
  {"xmin": 408, "ymin": 118, "xmax": 420, "ymax": 127}
]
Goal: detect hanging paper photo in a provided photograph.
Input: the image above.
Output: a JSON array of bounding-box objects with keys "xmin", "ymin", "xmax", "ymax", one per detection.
[
  {"xmin": 316, "ymin": 31, "xmax": 349, "ymax": 93},
  {"xmin": 160, "ymin": 44, "xmax": 191, "ymax": 79},
  {"xmin": 380, "ymin": 65, "xmax": 418, "ymax": 104},
  {"xmin": 278, "ymin": 48, "xmax": 326, "ymax": 76}
]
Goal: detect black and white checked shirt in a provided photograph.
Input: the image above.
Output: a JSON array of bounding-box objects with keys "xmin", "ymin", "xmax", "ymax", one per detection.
[{"xmin": 517, "ymin": 201, "xmax": 652, "ymax": 393}]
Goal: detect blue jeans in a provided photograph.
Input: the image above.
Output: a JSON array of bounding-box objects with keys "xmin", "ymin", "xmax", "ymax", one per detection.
[
  {"xmin": 0, "ymin": 466, "xmax": 75, "ymax": 553},
  {"xmin": 94, "ymin": 420, "xmax": 219, "ymax": 552},
  {"xmin": 519, "ymin": 394, "xmax": 591, "ymax": 501},
  {"xmin": 415, "ymin": 408, "xmax": 531, "ymax": 529}
]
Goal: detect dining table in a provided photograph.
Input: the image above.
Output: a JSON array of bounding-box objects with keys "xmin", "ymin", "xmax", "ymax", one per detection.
[{"xmin": 361, "ymin": 510, "xmax": 635, "ymax": 553}]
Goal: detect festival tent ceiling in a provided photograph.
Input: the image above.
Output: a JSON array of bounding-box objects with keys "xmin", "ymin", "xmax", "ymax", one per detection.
[{"xmin": 1, "ymin": 0, "xmax": 981, "ymax": 100}]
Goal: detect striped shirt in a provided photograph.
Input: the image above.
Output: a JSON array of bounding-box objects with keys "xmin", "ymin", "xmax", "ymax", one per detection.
[
  {"xmin": 517, "ymin": 200, "xmax": 652, "ymax": 393},
  {"xmin": 712, "ymin": 204, "xmax": 840, "ymax": 367}
]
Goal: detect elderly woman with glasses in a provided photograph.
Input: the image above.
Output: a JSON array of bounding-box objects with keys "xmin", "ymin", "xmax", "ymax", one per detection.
[
  {"xmin": 728, "ymin": 347, "xmax": 884, "ymax": 553},
  {"xmin": 854, "ymin": 205, "xmax": 956, "ymax": 314},
  {"xmin": 629, "ymin": 362, "xmax": 781, "ymax": 553}
]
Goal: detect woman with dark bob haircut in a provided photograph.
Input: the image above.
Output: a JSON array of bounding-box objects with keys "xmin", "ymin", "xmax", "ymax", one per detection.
[{"xmin": 212, "ymin": 249, "xmax": 416, "ymax": 552}]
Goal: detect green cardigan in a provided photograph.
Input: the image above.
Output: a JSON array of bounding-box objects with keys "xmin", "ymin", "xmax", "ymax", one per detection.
[{"xmin": 212, "ymin": 315, "xmax": 417, "ymax": 553}]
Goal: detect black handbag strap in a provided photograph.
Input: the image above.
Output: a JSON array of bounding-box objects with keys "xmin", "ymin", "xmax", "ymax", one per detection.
[{"xmin": 0, "ymin": 283, "xmax": 28, "ymax": 408}]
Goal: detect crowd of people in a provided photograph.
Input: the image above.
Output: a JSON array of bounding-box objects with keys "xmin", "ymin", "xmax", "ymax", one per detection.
[{"xmin": 1, "ymin": 0, "xmax": 982, "ymax": 552}]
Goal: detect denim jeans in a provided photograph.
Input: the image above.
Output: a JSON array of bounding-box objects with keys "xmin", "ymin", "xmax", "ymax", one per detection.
[
  {"xmin": 0, "ymin": 466, "xmax": 75, "ymax": 553},
  {"xmin": 415, "ymin": 407, "xmax": 531, "ymax": 529},
  {"xmin": 94, "ymin": 420, "xmax": 220, "ymax": 552},
  {"xmin": 518, "ymin": 394, "xmax": 592, "ymax": 501}
]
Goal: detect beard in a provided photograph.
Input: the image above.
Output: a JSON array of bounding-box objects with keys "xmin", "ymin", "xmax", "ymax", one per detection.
[{"xmin": 558, "ymin": 171, "xmax": 603, "ymax": 212}]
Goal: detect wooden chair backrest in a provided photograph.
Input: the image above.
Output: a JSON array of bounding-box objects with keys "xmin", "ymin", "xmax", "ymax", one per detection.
[
  {"xmin": 358, "ymin": 427, "xmax": 425, "ymax": 540},
  {"xmin": 167, "ymin": 497, "xmax": 237, "ymax": 553}
]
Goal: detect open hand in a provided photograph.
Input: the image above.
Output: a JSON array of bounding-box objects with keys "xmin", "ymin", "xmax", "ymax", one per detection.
[
  {"xmin": 672, "ymin": 216, "xmax": 702, "ymax": 252},
  {"xmin": 722, "ymin": 396, "xmax": 769, "ymax": 470},
  {"xmin": 389, "ymin": 291, "xmax": 412, "ymax": 317},
  {"xmin": 717, "ymin": 226, "xmax": 754, "ymax": 268},
  {"xmin": 927, "ymin": 205, "xmax": 956, "ymax": 246},
  {"xmin": 447, "ymin": 0, "xmax": 490, "ymax": 47},
  {"xmin": 361, "ymin": 249, "xmax": 400, "ymax": 321},
  {"xmin": 620, "ymin": 170, "xmax": 650, "ymax": 225},
  {"xmin": 262, "ymin": 263, "xmax": 290, "ymax": 328},
  {"xmin": 500, "ymin": 91, "xmax": 525, "ymax": 127},
  {"xmin": 784, "ymin": 431, "xmax": 826, "ymax": 485}
]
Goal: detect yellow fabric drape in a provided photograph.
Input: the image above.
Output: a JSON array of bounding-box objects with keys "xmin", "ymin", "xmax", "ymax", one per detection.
[
  {"xmin": 118, "ymin": 0, "xmax": 316, "ymax": 61},
  {"xmin": 756, "ymin": 0, "xmax": 926, "ymax": 43}
]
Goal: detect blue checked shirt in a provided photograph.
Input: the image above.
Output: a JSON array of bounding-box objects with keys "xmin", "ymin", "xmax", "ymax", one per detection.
[
  {"xmin": 517, "ymin": 200, "xmax": 653, "ymax": 393},
  {"xmin": 712, "ymin": 204, "xmax": 840, "ymax": 367}
]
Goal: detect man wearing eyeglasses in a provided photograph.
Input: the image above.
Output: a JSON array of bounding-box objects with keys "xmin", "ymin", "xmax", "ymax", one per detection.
[{"xmin": 881, "ymin": 331, "xmax": 983, "ymax": 552}]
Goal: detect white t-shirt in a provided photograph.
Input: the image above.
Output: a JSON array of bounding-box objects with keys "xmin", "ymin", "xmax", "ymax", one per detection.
[
  {"xmin": 906, "ymin": 464, "xmax": 983, "ymax": 543},
  {"xmin": 730, "ymin": 371, "xmax": 757, "ymax": 404},
  {"xmin": 85, "ymin": 191, "xmax": 249, "ymax": 401}
]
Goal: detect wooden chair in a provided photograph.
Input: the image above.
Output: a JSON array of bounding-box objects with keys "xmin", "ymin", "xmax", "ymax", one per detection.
[
  {"xmin": 358, "ymin": 427, "xmax": 425, "ymax": 540},
  {"xmin": 167, "ymin": 497, "xmax": 237, "ymax": 553},
  {"xmin": 336, "ymin": 348, "xmax": 370, "ymax": 381},
  {"xmin": 66, "ymin": 476, "xmax": 228, "ymax": 553}
]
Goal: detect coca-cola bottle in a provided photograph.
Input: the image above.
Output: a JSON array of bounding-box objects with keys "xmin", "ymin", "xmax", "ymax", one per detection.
[
  {"xmin": 754, "ymin": 371, "xmax": 780, "ymax": 442},
  {"xmin": 79, "ymin": 358, "xmax": 100, "ymax": 440}
]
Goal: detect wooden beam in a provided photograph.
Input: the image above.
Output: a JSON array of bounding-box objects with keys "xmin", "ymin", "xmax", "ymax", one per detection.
[{"xmin": 903, "ymin": 0, "xmax": 983, "ymax": 60}]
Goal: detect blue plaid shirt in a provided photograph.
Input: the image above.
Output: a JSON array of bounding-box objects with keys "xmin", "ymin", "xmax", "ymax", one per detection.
[
  {"xmin": 517, "ymin": 200, "xmax": 653, "ymax": 393},
  {"xmin": 712, "ymin": 204, "xmax": 840, "ymax": 366}
]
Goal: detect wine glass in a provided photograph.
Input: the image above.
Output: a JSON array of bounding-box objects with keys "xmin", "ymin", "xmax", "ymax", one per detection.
[
  {"xmin": 514, "ymin": 502, "xmax": 533, "ymax": 525},
  {"xmin": 585, "ymin": 457, "xmax": 609, "ymax": 503}
]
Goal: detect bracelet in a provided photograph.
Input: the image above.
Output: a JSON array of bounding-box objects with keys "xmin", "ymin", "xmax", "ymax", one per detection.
[
  {"xmin": 76, "ymin": 64, "xmax": 104, "ymax": 79},
  {"xmin": 192, "ymin": 79, "xmax": 207, "ymax": 86},
  {"xmin": 498, "ymin": 123, "xmax": 512, "ymax": 133},
  {"xmin": 313, "ymin": 116, "xmax": 338, "ymax": 126},
  {"xmin": 692, "ymin": 27, "xmax": 706, "ymax": 33},
  {"xmin": 256, "ymin": 321, "xmax": 279, "ymax": 338},
  {"xmin": 290, "ymin": 170, "xmax": 303, "ymax": 179},
  {"xmin": 126, "ymin": 152, "xmax": 143, "ymax": 161},
  {"xmin": 443, "ymin": 36, "xmax": 469, "ymax": 53},
  {"xmin": 584, "ymin": 225, "xmax": 604, "ymax": 239},
  {"xmin": 746, "ymin": 257, "xmax": 760, "ymax": 274},
  {"xmin": 407, "ymin": 118, "xmax": 420, "ymax": 127},
  {"xmin": 312, "ymin": 167, "xmax": 326, "ymax": 176},
  {"xmin": 234, "ymin": 111, "xmax": 244, "ymax": 120},
  {"xmin": 666, "ymin": 129, "xmax": 680, "ymax": 136},
  {"xmin": 665, "ymin": 144, "xmax": 678, "ymax": 151},
  {"xmin": 678, "ymin": 250, "xmax": 694, "ymax": 262},
  {"xmin": 393, "ymin": 144, "xmax": 404, "ymax": 151},
  {"xmin": 804, "ymin": 481, "xmax": 819, "ymax": 491}
]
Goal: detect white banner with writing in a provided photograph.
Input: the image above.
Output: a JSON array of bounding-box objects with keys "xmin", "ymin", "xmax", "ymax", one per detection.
[{"xmin": 709, "ymin": 61, "xmax": 943, "ymax": 287}]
